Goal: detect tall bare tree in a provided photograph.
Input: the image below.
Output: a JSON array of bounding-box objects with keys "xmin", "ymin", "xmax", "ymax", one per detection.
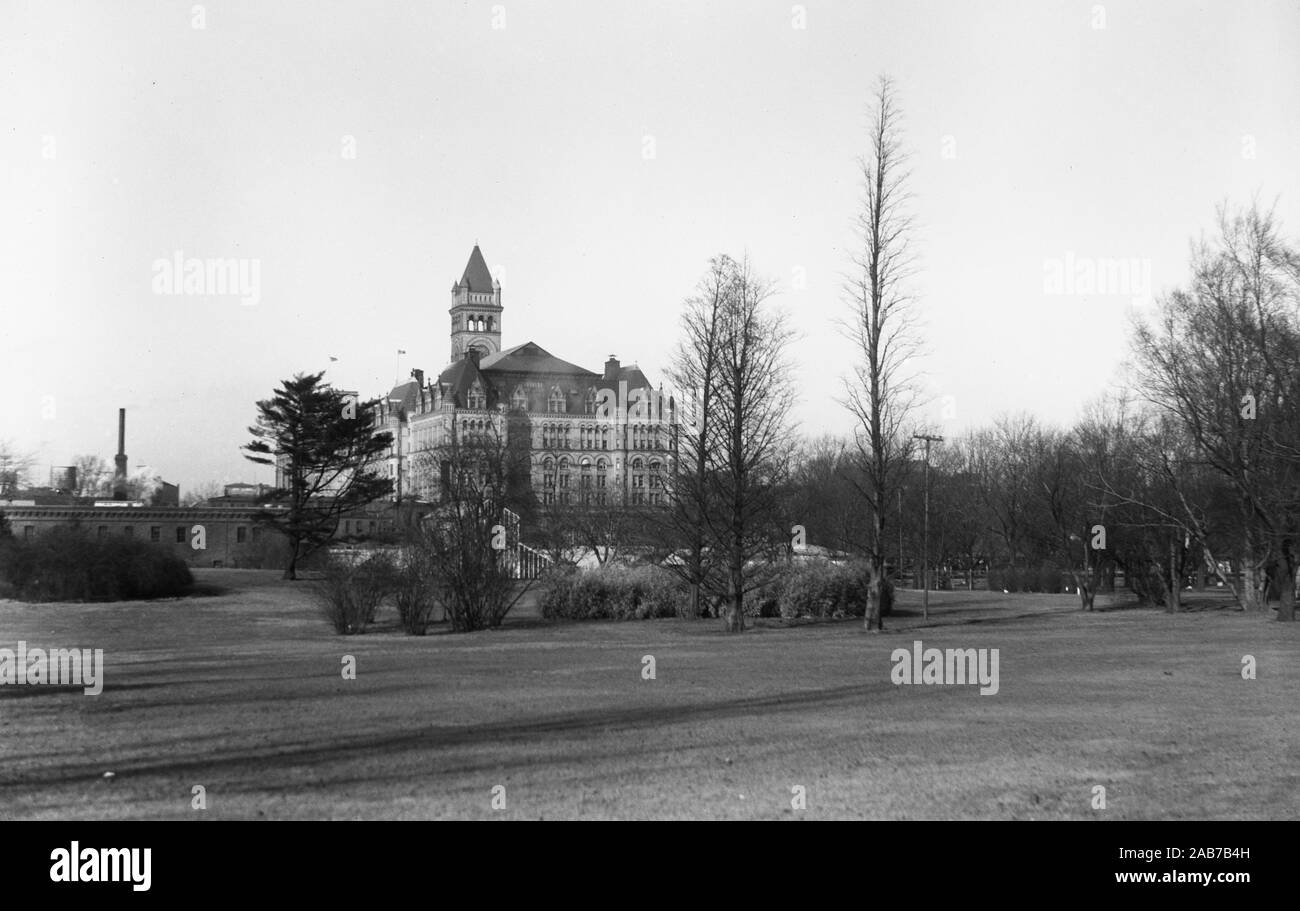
[
  {"xmin": 712, "ymin": 257, "xmax": 797, "ymax": 631},
  {"xmin": 665, "ymin": 255, "xmax": 796, "ymax": 631},
  {"xmin": 663, "ymin": 255, "xmax": 735, "ymax": 618},
  {"xmin": 842, "ymin": 75, "xmax": 923, "ymax": 630}
]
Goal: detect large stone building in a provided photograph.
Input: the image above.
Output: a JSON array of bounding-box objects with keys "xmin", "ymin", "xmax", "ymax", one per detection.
[{"xmin": 375, "ymin": 245, "xmax": 679, "ymax": 507}]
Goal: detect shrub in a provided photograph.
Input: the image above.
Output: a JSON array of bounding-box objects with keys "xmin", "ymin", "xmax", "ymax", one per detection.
[
  {"xmin": 778, "ymin": 564, "xmax": 835, "ymax": 618},
  {"xmin": 391, "ymin": 549, "xmax": 440, "ymax": 635},
  {"xmin": 541, "ymin": 565, "xmax": 686, "ymax": 620},
  {"xmin": 313, "ymin": 553, "xmax": 393, "ymax": 634},
  {"xmin": 774, "ymin": 560, "xmax": 879, "ymax": 620},
  {"xmin": 0, "ymin": 525, "xmax": 193, "ymax": 602}
]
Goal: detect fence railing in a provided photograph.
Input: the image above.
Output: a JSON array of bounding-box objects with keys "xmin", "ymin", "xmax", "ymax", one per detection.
[{"xmin": 507, "ymin": 542, "xmax": 552, "ymax": 580}]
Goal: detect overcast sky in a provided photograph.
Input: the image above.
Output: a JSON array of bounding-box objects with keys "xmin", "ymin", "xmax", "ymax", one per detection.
[{"xmin": 2, "ymin": 0, "xmax": 1297, "ymax": 494}]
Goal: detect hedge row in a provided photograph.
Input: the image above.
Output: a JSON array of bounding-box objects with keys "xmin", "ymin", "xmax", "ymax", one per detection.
[
  {"xmin": 0, "ymin": 525, "xmax": 193, "ymax": 602},
  {"xmin": 540, "ymin": 565, "xmax": 685, "ymax": 620},
  {"xmin": 751, "ymin": 560, "xmax": 894, "ymax": 619},
  {"xmin": 541, "ymin": 560, "xmax": 893, "ymax": 622}
]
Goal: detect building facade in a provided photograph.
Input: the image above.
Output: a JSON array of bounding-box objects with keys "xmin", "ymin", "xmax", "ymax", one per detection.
[
  {"xmin": 376, "ymin": 245, "xmax": 680, "ymax": 508},
  {"xmin": 1, "ymin": 484, "xmax": 396, "ymax": 569}
]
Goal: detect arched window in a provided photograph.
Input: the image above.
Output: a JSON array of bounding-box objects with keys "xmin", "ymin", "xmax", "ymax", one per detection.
[
  {"xmin": 486, "ymin": 316, "xmax": 494, "ymax": 331},
  {"xmin": 549, "ymin": 386, "xmax": 566, "ymax": 413},
  {"xmin": 557, "ymin": 457, "xmax": 571, "ymax": 494},
  {"xmin": 511, "ymin": 387, "xmax": 528, "ymax": 411},
  {"xmin": 631, "ymin": 457, "xmax": 646, "ymax": 504},
  {"xmin": 585, "ymin": 388, "xmax": 597, "ymax": 415},
  {"xmin": 596, "ymin": 458, "xmax": 608, "ymax": 490},
  {"xmin": 542, "ymin": 458, "xmax": 555, "ymax": 504}
]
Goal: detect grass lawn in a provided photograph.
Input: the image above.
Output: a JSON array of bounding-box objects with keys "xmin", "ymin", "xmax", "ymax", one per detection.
[{"xmin": 1, "ymin": 570, "xmax": 1296, "ymax": 819}]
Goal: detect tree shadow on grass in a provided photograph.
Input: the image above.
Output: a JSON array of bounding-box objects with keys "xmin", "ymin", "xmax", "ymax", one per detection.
[{"xmin": 0, "ymin": 679, "xmax": 888, "ymax": 789}]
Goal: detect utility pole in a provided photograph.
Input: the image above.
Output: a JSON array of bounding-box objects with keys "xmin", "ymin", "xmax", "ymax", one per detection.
[
  {"xmin": 912, "ymin": 433, "xmax": 944, "ymax": 621},
  {"xmin": 898, "ymin": 487, "xmax": 904, "ymax": 589}
]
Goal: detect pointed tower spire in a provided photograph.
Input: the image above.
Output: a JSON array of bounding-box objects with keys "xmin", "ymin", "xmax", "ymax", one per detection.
[
  {"xmin": 460, "ymin": 244, "xmax": 494, "ymax": 293},
  {"xmin": 448, "ymin": 243, "xmax": 503, "ymax": 365}
]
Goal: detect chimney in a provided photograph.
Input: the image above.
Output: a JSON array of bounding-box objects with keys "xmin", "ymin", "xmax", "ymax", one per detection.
[
  {"xmin": 603, "ymin": 355, "xmax": 620, "ymax": 382},
  {"xmin": 113, "ymin": 407, "xmax": 129, "ymax": 500},
  {"xmin": 466, "ymin": 347, "xmax": 482, "ymax": 365},
  {"xmin": 410, "ymin": 368, "xmax": 425, "ymax": 387}
]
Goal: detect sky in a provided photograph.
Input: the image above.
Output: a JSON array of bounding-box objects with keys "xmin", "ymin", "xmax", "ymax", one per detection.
[{"xmin": 2, "ymin": 0, "xmax": 1297, "ymax": 495}]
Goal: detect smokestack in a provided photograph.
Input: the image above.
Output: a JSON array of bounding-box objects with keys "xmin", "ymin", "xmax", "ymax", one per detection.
[{"xmin": 113, "ymin": 407, "xmax": 128, "ymax": 500}]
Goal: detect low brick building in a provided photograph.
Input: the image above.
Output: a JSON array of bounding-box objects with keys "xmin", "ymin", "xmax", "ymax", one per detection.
[{"xmin": 0, "ymin": 491, "xmax": 397, "ymax": 569}]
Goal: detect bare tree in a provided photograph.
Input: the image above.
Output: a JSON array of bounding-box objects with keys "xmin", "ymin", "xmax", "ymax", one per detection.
[
  {"xmin": 786, "ymin": 434, "xmax": 870, "ymax": 556},
  {"xmin": 1132, "ymin": 201, "xmax": 1300, "ymax": 619},
  {"xmin": 0, "ymin": 441, "xmax": 36, "ymax": 496},
  {"xmin": 662, "ymin": 255, "xmax": 735, "ymax": 618},
  {"xmin": 664, "ymin": 255, "xmax": 796, "ymax": 631},
  {"xmin": 410, "ymin": 415, "xmax": 535, "ymax": 632},
  {"xmin": 71, "ymin": 454, "xmax": 111, "ymax": 497},
  {"xmin": 712, "ymin": 257, "xmax": 797, "ymax": 631},
  {"xmin": 181, "ymin": 480, "xmax": 226, "ymax": 507},
  {"xmin": 842, "ymin": 75, "xmax": 923, "ymax": 630}
]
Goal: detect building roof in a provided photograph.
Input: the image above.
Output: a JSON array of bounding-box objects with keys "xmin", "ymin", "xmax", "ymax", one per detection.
[
  {"xmin": 436, "ymin": 356, "xmax": 488, "ymax": 406},
  {"xmin": 479, "ymin": 341, "xmax": 600, "ymax": 377},
  {"xmin": 386, "ymin": 380, "xmax": 421, "ymax": 416},
  {"xmin": 458, "ymin": 245, "xmax": 495, "ymax": 294},
  {"xmin": 610, "ymin": 364, "xmax": 652, "ymax": 390}
]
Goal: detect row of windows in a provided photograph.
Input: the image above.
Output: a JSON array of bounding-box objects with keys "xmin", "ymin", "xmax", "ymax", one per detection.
[
  {"xmin": 536, "ymin": 425, "xmax": 668, "ymax": 450},
  {"xmin": 78, "ymin": 525, "xmax": 258, "ymax": 543},
  {"xmin": 457, "ymin": 315, "xmax": 495, "ymax": 332},
  {"xmin": 542, "ymin": 491, "xmax": 610, "ymax": 506},
  {"xmin": 538, "ymin": 491, "xmax": 664, "ymax": 506},
  {"xmin": 23, "ymin": 524, "xmax": 391, "ymax": 543},
  {"xmin": 541, "ymin": 457, "xmax": 663, "ymax": 472}
]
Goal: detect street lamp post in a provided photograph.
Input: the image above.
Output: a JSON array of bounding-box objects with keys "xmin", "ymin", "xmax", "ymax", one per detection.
[{"xmin": 912, "ymin": 433, "xmax": 944, "ymax": 621}]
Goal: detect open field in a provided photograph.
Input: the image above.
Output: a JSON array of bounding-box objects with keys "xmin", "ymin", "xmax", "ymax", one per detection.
[{"xmin": 1, "ymin": 570, "xmax": 1297, "ymax": 820}]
